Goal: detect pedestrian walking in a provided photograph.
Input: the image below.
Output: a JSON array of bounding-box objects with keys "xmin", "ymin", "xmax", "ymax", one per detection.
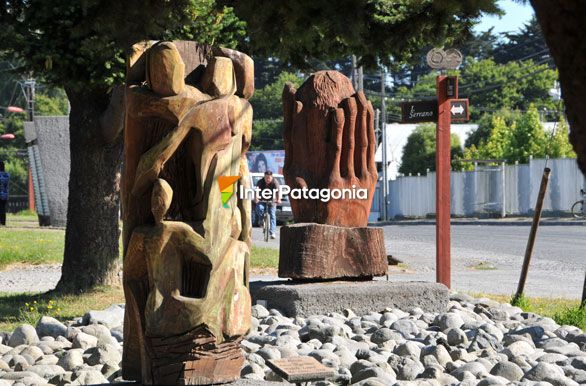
[{"xmin": 0, "ymin": 161, "xmax": 9, "ymax": 226}]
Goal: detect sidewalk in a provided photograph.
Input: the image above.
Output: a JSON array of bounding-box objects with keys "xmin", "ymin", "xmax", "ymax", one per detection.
[{"xmin": 372, "ymin": 216, "xmax": 586, "ymax": 226}]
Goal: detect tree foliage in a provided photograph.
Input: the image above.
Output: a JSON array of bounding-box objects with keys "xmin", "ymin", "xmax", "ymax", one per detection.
[
  {"xmin": 458, "ymin": 105, "xmax": 575, "ymax": 167},
  {"xmin": 0, "ymin": 1, "xmax": 246, "ymax": 93},
  {"xmin": 249, "ymin": 71, "xmax": 302, "ymax": 150},
  {"xmin": 225, "ymin": 0, "xmax": 501, "ymax": 69},
  {"xmin": 399, "ymin": 124, "xmax": 462, "ymax": 175}
]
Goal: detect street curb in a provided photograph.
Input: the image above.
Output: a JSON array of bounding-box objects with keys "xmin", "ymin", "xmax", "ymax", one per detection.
[{"xmin": 370, "ymin": 219, "xmax": 586, "ymax": 226}]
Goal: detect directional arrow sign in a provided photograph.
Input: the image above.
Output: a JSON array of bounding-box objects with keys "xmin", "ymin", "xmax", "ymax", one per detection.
[{"xmin": 449, "ymin": 99, "xmax": 469, "ymax": 122}]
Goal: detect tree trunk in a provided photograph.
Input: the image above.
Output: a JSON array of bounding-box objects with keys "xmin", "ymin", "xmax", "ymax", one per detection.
[
  {"xmin": 55, "ymin": 89, "xmax": 124, "ymax": 293},
  {"xmin": 531, "ymin": 0, "xmax": 586, "ymax": 175}
]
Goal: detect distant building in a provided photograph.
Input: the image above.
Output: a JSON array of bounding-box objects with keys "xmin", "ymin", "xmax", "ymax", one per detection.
[{"xmin": 375, "ymin": 123, "xmax": 479, "ymax": 180}]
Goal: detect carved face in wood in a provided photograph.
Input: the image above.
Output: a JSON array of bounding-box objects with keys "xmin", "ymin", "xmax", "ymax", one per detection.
[{"xmin": 121, "ymin": 41, "xmax": 254, "ymax": 385}]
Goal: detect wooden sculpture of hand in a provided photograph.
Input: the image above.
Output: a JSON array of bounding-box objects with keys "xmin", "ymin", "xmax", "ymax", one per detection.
[{"xmin": 282, "ymin": 71, "xmax": 378, "ymax": 227}]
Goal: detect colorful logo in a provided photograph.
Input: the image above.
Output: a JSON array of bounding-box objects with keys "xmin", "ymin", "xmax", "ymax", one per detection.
[{"xmin": 217, "ymin": 176, "xmax": 240, "ymax": 208}]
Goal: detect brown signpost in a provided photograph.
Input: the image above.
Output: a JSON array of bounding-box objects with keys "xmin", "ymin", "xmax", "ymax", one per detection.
[
  {"xmin": 400, "ymin": 74, "xmax": 469, "ymax": 289},
  {"xmin": 436, "ymin": 75, "xmax": 451, "ymax": 288}
]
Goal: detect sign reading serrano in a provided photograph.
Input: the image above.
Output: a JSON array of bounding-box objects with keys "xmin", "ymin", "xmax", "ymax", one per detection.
[{"xmin": 400, "ymin": 98, "xmax": 470, "ymax": 123}]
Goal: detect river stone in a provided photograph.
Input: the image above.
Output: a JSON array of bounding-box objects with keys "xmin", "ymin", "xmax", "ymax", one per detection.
[
  {"xmin": 490, "ymin": 361, "xmax": 524, "ymax": 381},
  {"xmin": 35, "ymin": 317, "xmax": 67, "ymax": 339},
  {"xmin": 35, "ymin": 355, "xmax": 58, "ymax": 366},
  {"xmin": 394, "ymin": 341, "xmax": 422, "ymax": 359},
  {"xmin": 7, "ymin": 326, "xmax": 38, "ymax": 348},
  {"xmin": 80, "ymin": 325, "xmax": 116, "ymax": 346},
  {"xmin": 85, "ymin": 344, "xmax": 122, "ymax": 366},
  {"xmin": 435, "ymin": 313, "xmax": 464, "ymax": 331},
  {"xmin": 19, "ymin": 347, "xmax": 43, "ymax": 363},
  {"xmin": 446, "ymin": 328, "xmax": 468, "ymax": 346},
  {"xmin": 422, "ymin": 345, "xmax": 452, "ymax": 367},
  {"xmin": 351, "ymin": 366, "xmax": 396, "ymax": 385},
  {"xmin": 72, "ymin": 332, "xmax": 98, "ymax": 350},
  {"xmin": 391, "ymin": 320, "xmax": 419, "ymax": 337},
  {"xmin": 57, "ymin": 349, "xmax": 84, "ymax": 371},
  {"xmin": 27, "ymin": 364, "xmax": 65, "ymax": 380},
  {"xmin": 82, "ymin": 304, "xmax": 124, "ymax": 329},
  {"xmin": 70, "ymin": 369, "xmax": 108, "ymax": 385},
  {"xmin": 523, "ymin": 361, "xmax": 565, "ymax": 381},
  {"xmin": 451, "ymin": 361, "xmax": 489, "ymax": 379},
  {"xmin": 371, "ymin": 328, "xmax": 395, "ymax": 344},
  {"xmin": 396, "ymin": 357, "xmax": 425, "ymax": 380}
]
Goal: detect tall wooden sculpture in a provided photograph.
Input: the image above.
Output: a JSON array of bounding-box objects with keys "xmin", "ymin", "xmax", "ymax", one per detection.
[
  {"xmin": 121, "ymin": 41, "xmax": 253, "ymax": 385},
  {"xmin": 279, "ymin": 71, "xmax": 387, "ymax": 279}
]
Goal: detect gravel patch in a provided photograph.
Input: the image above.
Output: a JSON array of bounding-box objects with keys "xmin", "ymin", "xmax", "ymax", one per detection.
[{"xmin": 0, "ymin": 293, "xmax": 585, "ymax": 385}]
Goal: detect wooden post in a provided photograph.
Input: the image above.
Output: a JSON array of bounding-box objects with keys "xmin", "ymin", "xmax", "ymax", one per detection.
[
  {"xmin": 580, "ymin": 274, "xmax": 586, "ymax": 307},
  {"xmin": 28, "ymin": 167, "xmax": 35, "ymax": 211},
  {"xmin": 515, "ymin": 167, "xmax": 551, "ymax": 300},
  {"xmin": 436, "ymin": 75, "xmax": 451, "ymax": 288}
]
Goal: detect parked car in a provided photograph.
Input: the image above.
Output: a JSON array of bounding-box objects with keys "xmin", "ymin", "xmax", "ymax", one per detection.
[{"xmin": 249, "ymin": 172, "xmax": 293, "ymax": 226}]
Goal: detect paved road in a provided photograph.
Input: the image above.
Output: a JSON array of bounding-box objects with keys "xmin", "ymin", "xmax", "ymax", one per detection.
[
  {"xmin": 1, "ymin": 223, "xmax": 583, "ymax": 297},
  {"xmin": 252, "ymin": 224, "xmax": 586, "ymax": 299}
]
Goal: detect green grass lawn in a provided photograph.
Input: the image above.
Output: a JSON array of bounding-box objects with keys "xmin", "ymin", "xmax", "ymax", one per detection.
[
  {"xmin": 0, "ymin": 226, "xmax": 279, "ymax": 270},
  {"xmin": 471, "ymin": 292, "xmax": 586, "ymax": 330},
  {"xmin": 0, "ymin": 228, "xmax": 64, "ymax": 269},
  {"xmin": 0, "ymin": 286, "xmax": 125, "ymax": 332}
]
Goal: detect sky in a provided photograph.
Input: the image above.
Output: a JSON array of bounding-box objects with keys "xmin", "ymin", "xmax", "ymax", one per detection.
[{"xmin": 475, "ymin": 0, "xmax": 535, "ymax": 35}]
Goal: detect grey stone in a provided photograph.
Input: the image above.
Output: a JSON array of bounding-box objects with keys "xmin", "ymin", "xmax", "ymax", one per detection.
[
  {"xmin": 19, "ymin": 347, "xmax": 43, "ymax": 363},
  {"xmin": 27, "ymin": 364, "xmax": 65, "ymax": 380},
  {"xmin": 434, "ymin": 313, "xmax": 464, "ymax": 331},
  {"xmin": 250, "ymin": 281, "xmax": 449, "ymax": 317},
  {"xmin": 523, "ymin": 362, "xmax": 565, "ymax": 381},
  {"xmin": 57, "ymin": 349, "xmax": 84, "ymax": 371},
  {"xmin": 451, "ymin": 361, "xmax": 489, "ymax": 379},
  {"xmin": 7, "ymin": 326, "xmax": 39, "ymax": 347},
  {"xmin": 85, "ymin": 344, "xmax": 122, "ymax": 366},
  {"xmin": 251, "ymin": 304, "xmax": 270, "ymax": 319},
  {"xmin": 72, "ymin": 332, "xmax": 98, "ymax": 350},
  {"xmin": 396, "ymin": 358, "xmax": 425, "ymax": 380},
  {"xmin": 446, "ymin": 328, "xmax": 468, "ymax": 346},
  {"xmin": 80, "ymin": 325, "xmax": 116, "ymax": 346},
  {"xmin": 503, "ymin": 340, "xmax": 535, "ymax": 359},
  {"xmin": 421, "ymin": 345, "xmax": 452, "ymax": 367},
  {"xmin": 257, "ymin": 346, "xmax": 281, "ymax": 361},
  {"xmin": 35, "ymin": 317, "xmax": 67, "ymax": 339},
  {"xmin": 82, "ymin": 304, "xmax": 125, "ymax": 329},
  {"xmin": 371, "ymin": 328, "xmax": 395, "ymax": 344},
  {"xmin": 351, "ymin": 366, "xmax": 396, "ymax": 384},
  {"xmin": 70, "ymin": 369, "xmax": 108, "ymax": 385},
  {"xmin": 394, "ymin": 341, "xmax": 422, "ymax": 359},
  {"xmin": 490, "ymin": 361, "xmax": 524, "ymax": 381},
  {"xmin": 391, "ymin": 319, "xmax": 419, "ymax": 337},
  {"xmin": 35, "ymin": 356, "xmax": 58, "ymax": 366}
]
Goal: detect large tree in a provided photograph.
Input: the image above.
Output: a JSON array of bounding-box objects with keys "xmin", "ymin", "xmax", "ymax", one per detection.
[
  {"xmin": 0, "ymin": 0, "xmax": 246, "ymax": 292},
  {"xmin": 530, "ymin": 1, "xmax": 586, "ymax": 175}
]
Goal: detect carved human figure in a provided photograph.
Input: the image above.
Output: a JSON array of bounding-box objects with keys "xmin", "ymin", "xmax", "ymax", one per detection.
[
  {"xmin": 122, "ymin": 41, "xmax": 253, "ymax": 385},
  {"xmin": 282, "ymin": 71, "xmax": 378, "ymax": 227}
]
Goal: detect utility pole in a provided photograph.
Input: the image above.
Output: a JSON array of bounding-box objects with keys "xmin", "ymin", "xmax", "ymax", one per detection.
[
  {"xmin": 24, "ymin": 78, "xmax": 35, "ymax": 122},
  {"xmin": 380, "ymin": 70, "xmax": 388, "ymax": 222},
  {"xmin": 351, "ymin": 55, "xmax": 357, "ymax": 90}
]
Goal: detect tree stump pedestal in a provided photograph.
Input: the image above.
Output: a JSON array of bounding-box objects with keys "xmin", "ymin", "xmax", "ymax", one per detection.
[{"xmin": 278, "ymin": 223, "xmax": 387, "ymax": 280}]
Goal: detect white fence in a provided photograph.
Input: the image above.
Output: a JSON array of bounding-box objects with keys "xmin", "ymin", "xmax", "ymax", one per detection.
[{"xmin": 371, "ymin": 158, "xmax": 586, "ymax": 219}]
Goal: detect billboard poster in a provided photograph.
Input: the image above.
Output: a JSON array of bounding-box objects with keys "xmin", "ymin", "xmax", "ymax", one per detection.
[{"xmin": 246, "ymin": 150, "xmax": 285, "ymax": 175}]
